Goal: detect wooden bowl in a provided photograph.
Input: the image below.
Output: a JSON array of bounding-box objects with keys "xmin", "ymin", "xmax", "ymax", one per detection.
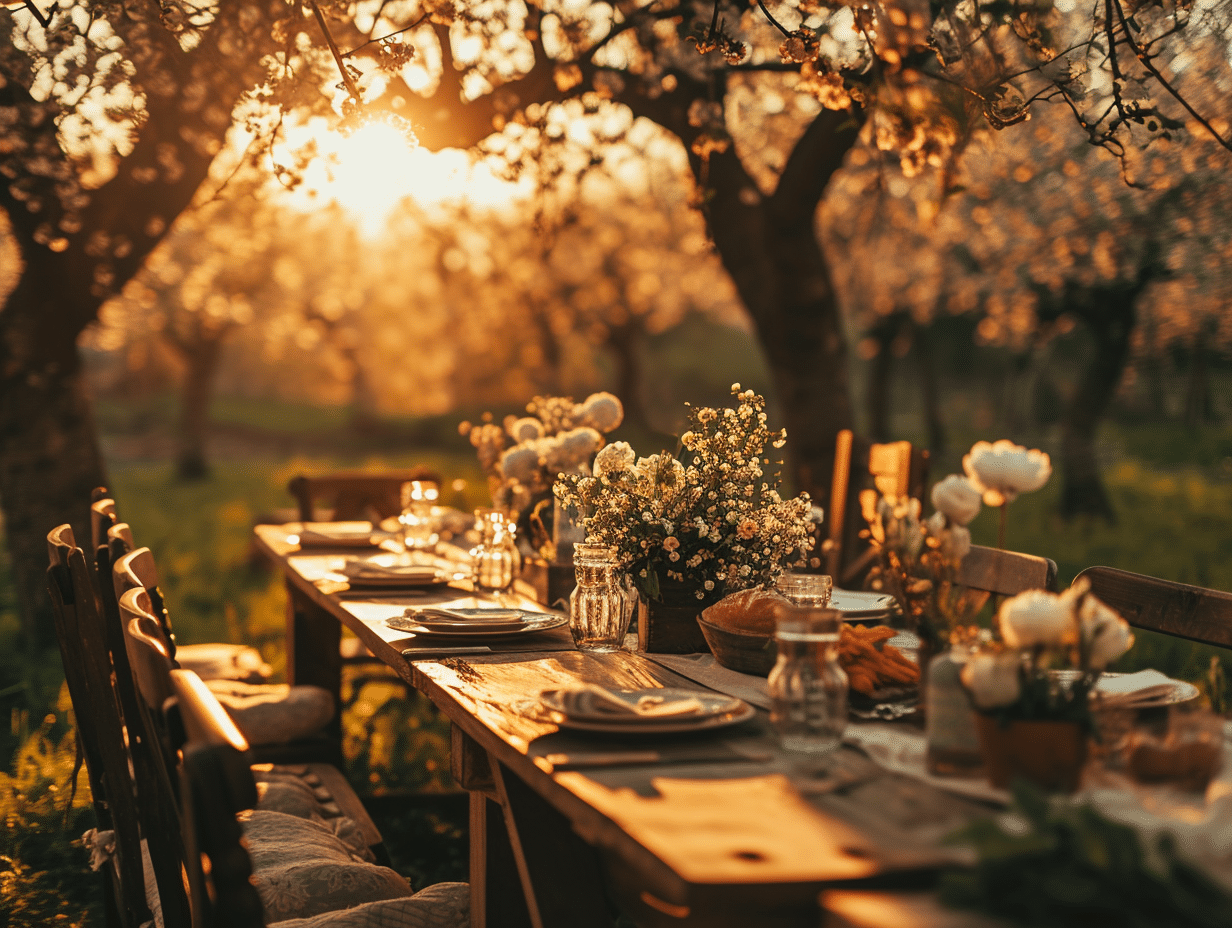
[{"xmin": 696, "ymin": 617, "xmax": 776, "ymax": 677}]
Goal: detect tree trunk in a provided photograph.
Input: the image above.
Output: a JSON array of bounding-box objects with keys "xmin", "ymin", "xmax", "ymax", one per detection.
[
  {"xmin": 914, "ymin": 321, "xmax": 946, "ymax": 455},
  {"xmin": 866, "ymin": 314, "xmax": 898, "ymax": 442},
  {"xmin": 0, "ymin": 266, "xmax": 108, "ymax": 648},
  {"xmin": 175, "ymin": 337, "xmax": 226, "ymax": 480},
  {"xmin": 1059, "ymin": 306, "xmax": 1135, "ymax": 521},
  {"xmin": 606, "ymin": 322, "xmax": 648, "ymax": 434},
  {"xmin": 684, "ymin": 108, "xmax": 861, "ymax": 501}
]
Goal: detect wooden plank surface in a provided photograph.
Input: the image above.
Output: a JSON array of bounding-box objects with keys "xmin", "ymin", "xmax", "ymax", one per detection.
[{"xmin": 1075, "ymin": 565, "xmax": 1232, "ymax": 648}]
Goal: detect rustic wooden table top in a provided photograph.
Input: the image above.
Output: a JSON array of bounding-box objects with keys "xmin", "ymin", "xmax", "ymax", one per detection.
[{"xmin": 254, "ymin": 522, "xmax": 1006, "ymax": 922}]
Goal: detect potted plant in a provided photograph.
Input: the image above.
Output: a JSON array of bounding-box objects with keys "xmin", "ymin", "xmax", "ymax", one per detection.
[
  {"xmin": 553, "ymin": 384, "xmax": 814, "ymax": 652},
  {"xmin": 961, "ymin": 580, "xmax": 1134, "ymax": 791}
]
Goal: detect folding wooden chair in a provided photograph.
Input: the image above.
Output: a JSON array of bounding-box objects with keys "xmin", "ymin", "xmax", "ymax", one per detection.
[
  {"xmin": 959, "ymin": 544, "xmax": 1058, "ymax": 596},
  {"xmin": 826, "ymin": 430, "xmax": 930, "ymax": 588},
  {"xmin": 47, "ymin": 525, "xmax": 187, "ymax": 928},
  {"xmin": 1071, "ymin": 566, "xmax": 1232, "ymax": 648},
  {"xmin": 287, "ymin": 467, "xmax": 442, "ymax": 523}
]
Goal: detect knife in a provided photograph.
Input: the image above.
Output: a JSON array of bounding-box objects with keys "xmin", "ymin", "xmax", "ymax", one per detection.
[
  {"xmin": 401, "ymin": 645, "xmax": 493, "ymax": 658},
  {"xmin": 542, "ymin": 748, "xmax": 772, "ymax": 770}
]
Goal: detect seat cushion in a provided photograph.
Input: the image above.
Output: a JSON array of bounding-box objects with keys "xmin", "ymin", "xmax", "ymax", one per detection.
[
  {"xmin": 241, "ymin": 811, "xmax": 412, "ymax": 922},
  {"xmin": 205, "ymin": 681, "xmax": 335, "ymax": 746},
  {"xmin": 253, "ymin": 765, "xmax": 375, "ymax": 860},
  {"xmin": 176, "ymin": 642, "xmax": 271, "ymax": 683},
  {"xmin": 267, "ymin": 883, "xmax": 470, "ymax": 928}
]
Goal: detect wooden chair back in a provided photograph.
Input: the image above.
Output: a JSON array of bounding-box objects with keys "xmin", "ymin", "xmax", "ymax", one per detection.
[
  {"xmin": 119, "ymin": 587, "xmax": 178, "ymax": 720},
  {"xmin": 826, "ymin": 430, "xmax": 930, "ymax": 588},
  {"xmin": 958, "ymin": 545, "xmax": 1058, "ymax": 596},
  {"xmin": 288, "ymin": 467, "xmax": 442, "ymax": 522},
  {"xmin": 1072, "ymin": 566, "xmax": 1232, "ymax": 649},
  {"xmin": 170, "ymin": 669, "xmax": 265, "ymax": 928},
  {"xmin": 90, "ymin": 497, "xmax": 118, "ymax": 560},
  {"xmin": 114, "ymin": 546, "xmax": 176, "ymax": 657},
  {"xmin": 47, "ymin": 525, "xmax": 153, "ymax": 928}
]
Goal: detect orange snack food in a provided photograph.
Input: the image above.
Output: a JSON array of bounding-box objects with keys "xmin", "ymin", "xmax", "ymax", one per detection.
[{"xmin": 837, "ymin": 624, "xmax": 919, "ymax": 696}]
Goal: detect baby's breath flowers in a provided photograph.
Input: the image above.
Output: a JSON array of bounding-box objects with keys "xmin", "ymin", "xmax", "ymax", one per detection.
[{"xmin": 554, "ymin": 385, "xmax": 813, "ymax": 604}]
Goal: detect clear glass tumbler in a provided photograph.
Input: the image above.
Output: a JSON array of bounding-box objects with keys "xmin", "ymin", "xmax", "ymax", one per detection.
[
  {"xmin": 399, "ymin": 480, "xmax": 440, "ymax": 550},
  {"xmin": 471, "ymin": 508, "xmax": 519, "ymax": 592},
  {"xmin": 775, "ymin": 572, "xmax": 833, "ymax": 608},
  {"xmin": 569, "ymin": 544, "xmax": 632, "ymax": 652},
  {"xmin": 767, "ymin": 605, "xmax": 847, "ymax": 754}
]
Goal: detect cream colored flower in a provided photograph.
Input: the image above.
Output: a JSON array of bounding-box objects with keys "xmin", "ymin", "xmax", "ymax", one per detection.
[
  {"xmin": 998, "ymin": 589, "xmax": 1076, "ymax": 649},
  {"xmin": 930, "ymin": 474, "xmax": 983, "ymax": 526},
  {"xmin": 507, "ymin": 417, "xmax": 545, "ymax": 443},
  {"xmin": 499, "ymin": 444, "xmax": 542, "ymax": 484},
  {"xmin": 963, "ymin": 440, "xmax": 1052, "ymax": 507},
  {"xmin": 937, "ymin": 525, "xmax": 972, "ymax": 561},
  {"xmin": 663, "ymin": 536, "xmax": 680, "ymax": 552},
  {"xmin": 1077, "ymin": 591, "xmax": 1134, "ymax": 669},
  {"xmin": 577, "ymin": 392, "xmax": 624, "ymax": 433},
  {"xmin": 737, "ymin": 519, "xmax": 758, "ymax": 540},
  {"xmin": 545, "ymin": 428, "xmax": 602, "ymax": 472},
  {"xmin": 961, "ymin": 652, "xmax": 1022, "ymax": 709},
  {"xmin": 593, "ymin": 441, "xmax": 635, "ymax": 479}
]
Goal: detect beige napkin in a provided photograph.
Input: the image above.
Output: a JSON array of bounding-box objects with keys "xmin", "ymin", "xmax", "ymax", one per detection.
[
  {"xmin": 1094, "ymin": 669, "xmax": 1181, "ymax": 708},
  {"xmin": 407, "ymin": 607, "xmax": 526, "ymax": 627},
  {"xmin": 342, "ymin": 560, "xmax": 440, "ymax": 582},
  {"xmin": 549, "ymin": 685, "xmax": 706, "ymax": 720},
  {"xmin": 297, "ymin": 523, "xmax": 379, "ymax": 548}
]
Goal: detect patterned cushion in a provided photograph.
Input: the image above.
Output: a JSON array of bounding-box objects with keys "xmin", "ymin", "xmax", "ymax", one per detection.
[
  {"xmin": 204, "ymin": 681, "xmax": 334, "ymax": 745},
  {"xmin": 176, "ymin": 642, "xmax": 271, "ymax": 683},
  {"xmin": 267, "ymin": 884, "xmax": 470, "ymax": 928},
  {"xmin": 241, "ymin": 811, "xmax": 411, "ymax": 922}
]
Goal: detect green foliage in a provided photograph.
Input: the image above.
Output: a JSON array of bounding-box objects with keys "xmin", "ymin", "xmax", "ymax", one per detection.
[
  {"xmin": 941, "ymin": 781, "xmax": 1232, "ymax": 927},
  {"xmin": 342, "ymin": 678, "xmax": 454, "ymax": 795},
  {"xmin": 0, "ymin": 698, "xmax": 102, "ymax": 928}
]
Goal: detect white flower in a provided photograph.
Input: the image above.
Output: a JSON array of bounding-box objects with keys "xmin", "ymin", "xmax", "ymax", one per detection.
[
  {"xmin": 506, "ymin": 417, "xmax": 545, "ymax": 443},
  {"xmin": 961, "ymin": 652, "xmax": 1022, "ymax": 709},
  {"xmin": 1077, "ymin": 589, "xmax": 1134, "ymax": 669},
  {"xmin": 963, "ymin": 440, "xmax": 1052, "ymax": 507},
  {"xmin": 930, "ymin": 474, "xmax": 983, "ymax": 526},
  {"xmin": 577, "ymin": 392, "xmax": 624, "ymax": 433},
  {"xmin": 499, "ymin": 444, "xmax": 542, "ymax": 484},
  {"xmin": 998, "ymin": 589, "xmax": 1076, "ymax": 649},
  {"xmin": 546, "ymin": 428, "xmax": 603, "ymax": 472},
  {"xmin": 938, "ymin": 525, "xmax": 972, "ymax": 561},
  {"xmin": 593, "ymin": 441, "xmax": 635, "ymax": 479}
]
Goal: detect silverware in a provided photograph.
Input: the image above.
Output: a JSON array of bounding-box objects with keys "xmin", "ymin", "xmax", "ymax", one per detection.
[
  {"xmin": 543, "ymin": 748, "xmax": 772, "ymax": 771},
  {"xmin": 401, "ymin": 646, "xmax": 493, "ymax": 658}
]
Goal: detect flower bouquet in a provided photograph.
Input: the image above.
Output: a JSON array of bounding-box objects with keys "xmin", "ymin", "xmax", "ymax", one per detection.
[
  {"xmin": 960, "ymin": 580, "xmax": 1134, "ymax": 790},
  {"xmin": 554, "ymin": 385, "xmax": 813, "ymax": 651},
  {"xmin": 459, "ymin": 392, "xmax": 624, "ymax": 551}
]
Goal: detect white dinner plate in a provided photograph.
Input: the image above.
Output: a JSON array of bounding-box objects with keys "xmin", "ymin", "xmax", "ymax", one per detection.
[
  {"xmin": 830, "ymin": 590, "xmax": 897, "ymax": 620},
  {"xmin": 1051, "ymin": 669, "xmax": 1199, "ymax": 707},
  {"xmin": 540, "ymin": 687, "xmax": 756, "ymax": 734},
  {"xmin": 386, "ymin": 610, "xmax": 567, "ymax": 638}
]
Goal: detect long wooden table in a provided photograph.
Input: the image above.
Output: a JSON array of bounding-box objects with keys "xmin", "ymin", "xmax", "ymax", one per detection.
[{"xmin": 253, "ymin": 524, "xmax": 1006, "ymax": 928}]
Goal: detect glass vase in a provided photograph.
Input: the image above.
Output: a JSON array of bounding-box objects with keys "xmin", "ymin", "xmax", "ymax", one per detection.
[
  {"xmin": 471, "ymin": 508, "xmax": 520, "ymax": 592},
  {"xmin": 767, "ymin": 605, "xmax": 847, "ymax": 755},
  {"xmin": 569, "ymin": 544, "xmax": 632, "ymax": 652}
]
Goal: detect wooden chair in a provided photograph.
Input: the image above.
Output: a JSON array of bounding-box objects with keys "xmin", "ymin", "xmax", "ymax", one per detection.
[
  {"xmin": 47, "ymin": 525, "xmax": 188, "ymax": 928},
  {"xmin": 114, "ymin": 546, "xmax": 340, "ymax": 765},
  {"xmin": 287, "ymin": 467, "xmax": 442, "ymax": 523},
  {"xmin": 1071, "ymin": 566, "xmax": 1232, "ymax": 648},
  {"xmin": 959, "ymin": 544, "xmax": 1058, "ymax": 596},
  {"xmin": 826, "ymin": 430, "xmax": 930, "ymax": 588}
]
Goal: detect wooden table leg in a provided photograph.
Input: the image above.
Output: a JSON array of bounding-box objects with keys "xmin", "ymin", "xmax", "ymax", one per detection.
[{"xmin": 284, "ymin": 579, "xmax": 343, "ymax": 743}]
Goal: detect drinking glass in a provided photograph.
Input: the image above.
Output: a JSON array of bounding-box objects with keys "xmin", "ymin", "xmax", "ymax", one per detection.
[
  {"xmin": 767, "ymin": 605, "xmax": 847, "ymax": 754},
  {"xmin": 568, "ymin": 544, "xmax": 633, "ymax": 652},
  {"xmin": 471, "ymin": 509, "xmax": 519, "ymax": 592},
  {"xmin": 775, "ymin": 572, "xmax": 833, "ymax": 608},
  {"xmin": 399, "ymin": 481, "xmax": 440, "ymax": 551}
]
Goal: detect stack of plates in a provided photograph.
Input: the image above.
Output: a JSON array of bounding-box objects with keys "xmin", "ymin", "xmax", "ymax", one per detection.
[
  {"xmin": 387, "ymin": 607, "xmax": 567, "ymax": 638},
  {"xmin": 539, "ymin": 686, "xmax": 755, "ymax": 734},
  {"xmin": 829, "ymin": 590, "xmax": 897, "ymax": 625},
  {"xmin": 341, "ymin": 554, "xmax": 452, "ymax": 588}
]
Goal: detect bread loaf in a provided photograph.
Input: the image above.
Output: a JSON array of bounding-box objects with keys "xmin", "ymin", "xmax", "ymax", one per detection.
[{"xmin": 701, "ymin": 588, "xmax": 789, "ymax": 636}]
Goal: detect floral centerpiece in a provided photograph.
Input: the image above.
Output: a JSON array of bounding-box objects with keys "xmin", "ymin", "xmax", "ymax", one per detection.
[
  {"xmin": 963, "ymin": 440, "xmax": 1052, "ymax": 548},
  {"xmin": 459, "ymin": 392, "xmax": 624, "ymax": 530},
  {"xmin": 554, "ymin": 385, "xmax": 813, "ymax": 611},
  {"xmin": 864, "ymin": 473, "xmax": 986, "ymax": 652},
  {"xmin": 960, "ymin": 580, "xmax": 1134, "ymax": 790}
]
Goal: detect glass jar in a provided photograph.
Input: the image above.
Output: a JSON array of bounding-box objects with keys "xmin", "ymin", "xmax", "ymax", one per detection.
[
  {"xmin": 775, "ymin": 572, "xmax": 833, "ymax": 608},
  {"xmin": 471, "ymin": 508, "xmax": 519, "ymax": 592},
  {"xmin": 767, "ymin": 605, "xmax": 847, "ymax": 754},
  {"xmin": 924, "ymin": 650, "xmax": 984, "ymax": 776},
  {"xmin": 399, "ymin": 480, "xmax": 440, "ymax": 551},
  {"xmin": 568, "ymin": 544, "xmax": 632, "ymax": 652}
]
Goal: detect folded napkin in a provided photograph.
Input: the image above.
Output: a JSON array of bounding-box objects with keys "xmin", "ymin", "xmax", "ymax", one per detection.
[
  {"xmin": 406, "ymin": 607, "xmax": 526, "ymax": 627},
  {"xmin": 1094, "ymin": 669, "xmax": 1181, "ymax": 708},
  {"xmin": 548, "ymin": 685, "xmax": 706, "ymax": 720},
  {"xmin": 296, "ymin": 524, "xmax": 378, "ymax": 548},
  {"xmin": 342, "ymin": 561, "xmax": 440, "ymax": 582}
]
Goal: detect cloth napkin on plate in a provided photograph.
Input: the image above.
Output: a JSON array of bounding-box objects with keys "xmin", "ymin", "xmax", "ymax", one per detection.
[
  {"xmin": 341, "ymin": 561, "xmax": 440, "ymax": 583},
  {"xmin": 1094, "ymin": 669, "xmax": 1181, "ymax": 708},
  {"xmin": 549, "ymin": 685, "xmax": 705, "ymax": 720},
  {"xmin": 296, "ymin": 524, "xmax": 380, "ymax": 548}
]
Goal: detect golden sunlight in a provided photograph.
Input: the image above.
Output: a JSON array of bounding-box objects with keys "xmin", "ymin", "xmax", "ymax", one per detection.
[{"xmin": 283, "ymin": 118, "xmax": 525, "ymax": 234}]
